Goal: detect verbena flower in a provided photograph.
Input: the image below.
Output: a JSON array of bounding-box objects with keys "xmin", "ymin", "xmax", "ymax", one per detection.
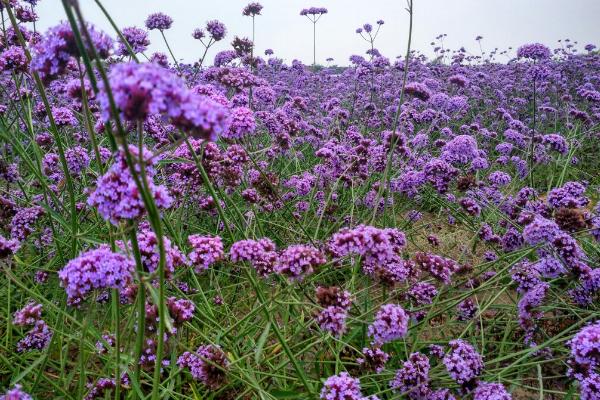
[
  {"xmin": 11, "ymin": 206, "xmax": 44, "ymax": 242},
  {"xmin": 16, "ymin": 320, "xmax": 52, "ymax": 352},
  {"xmin": 31, "ymin": 22, "xmax": 112, "ymax": 83},
  {"xmin": 368, "ymin": 304, "xmax": 409, "ymax": 345},
  {"xmin": 0, "ymin": 385, "xmax": 33, "ymax": 400},
  {"xmin": 188, "ymin": 235, "xmax": 224, "ymax": 272},
  {"xmin": 58, "ymin": 246, "xmax": 135, "ymax": 305},
  {"xmin": 13, "ymin": 302, "xmax": 43, "ymax": 326},
  {"xmin": 87, "ymin": 145, "xmax": 172, "ymax": 225},
  {"xmin": 145, "ymin": 13, "xmax": 173, "ymax": 31},
  {"xmin": 443, "ymin": 339, "xmax": 484, "ymax": 388},
  {"xmin": 178, "ymin": 344, "xmax": 229, "ymax": 389},
  {"xmin": 206, "ymin": 20, "xmax": 227, "ymax": 41},
  {"xmin": 275, "ymin": 244, "xmax": 326, "ymax": 281},
  {"xmin": 390, "ymin": 352, "xmax": 431, "ymax": 398},
  {"xmin": 117, "ymin": 26, "xmax": 150, "ymax": 56},
  {"xmin": 517, "ymin": 43, "xmax": 551, "ymax": 60},
  {"xmin": 569, "ymin": 322, "xmax": 600, "ymax": 372},
  {"xmin": 242, "ymin": 2, "xmax": 263, "ymax": 16},
  {"xmin": 320, "ymin": 372, "xmax": 362, "ymax": 400},
  {"xmin": 357, "ymin": 347, "xmax": 389, "ymax": 373},
  {"xmin": 99, "ymin": 62, "xmax": 230, "ymax": 140},
  {"xmin": 473, "ymin": 382, "xmax": 511, "ymax": 400},
  {"xmin": 316, "ymin": 306, "xmax": 348, "ymax": 337}
]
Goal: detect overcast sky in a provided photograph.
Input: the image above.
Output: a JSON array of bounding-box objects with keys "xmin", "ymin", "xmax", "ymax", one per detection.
[{"xmin": 36, "ymin": 1, "xmax": 600, "ymax": 65}]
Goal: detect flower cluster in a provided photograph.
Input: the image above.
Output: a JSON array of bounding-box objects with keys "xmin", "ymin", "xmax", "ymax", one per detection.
[
  {"xmin": 187, "ymin": 235, "xmax": 224, "ymax": 272},
  {"xmin": 368, "ymin": 304, "xmax": 409, "ymax": 345},
  {"xmin": 99, "ymin": 62, "xmax": 230, "ymax": 140},
  {"xmin": 58, "ymin": 246, "xmax": 135, "ymax": 305},
  {"xmin": 87, "ymin": 145, "xmax": 173, "ymax": 225},
  {"xmin": 177, "ymin": 344, "xmax": 229, "ymax": 389},
  {"xmin": 443, "ymin": 339, "xmax": 484, "ymax": 388}
]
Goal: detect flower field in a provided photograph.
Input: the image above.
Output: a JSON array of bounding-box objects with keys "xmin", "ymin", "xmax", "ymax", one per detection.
[{"xmin": 0, "ymin": 1, "xmax": 599, "ymax": 399}]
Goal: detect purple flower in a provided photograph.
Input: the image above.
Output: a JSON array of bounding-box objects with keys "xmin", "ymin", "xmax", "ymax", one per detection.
[
  {"xmin": 13, "ymin": 302, "xmax": 43, "ymax": 326},
  {"xmin": 448, "ymin": 74, "xmax": 469, "ymax": 87},
  {"xmin": 390, "ymin": 352, "xmax": 431, "ymax": 398},
  {"xmin": 15, "ymin": 5, "xmax": 37, "ymax": 22},
  {"xmin": 532, "ymin": 257, "xmax": 565, "ymax": 279},
  {"xmin": 522, "ymin": 216, "xmax": 561, "ymax": 246},
  {"xmin": 316, "ymin": 306, "xmax": 348, "ymax": 337},
  {"xmin": 488, "ymin": 171, "xmax": 511, "ymax": 187},
  {"xmin": 0, "ymin": 235, "xmax": 19, "ymax": 258},
  {"xmin": 99, "ymin": 62, "xmax": 230, "ymax": 140},
  {"xmin": 368, "ymin": 304, "xmax": 409, "ymax": 345},
  {"xmin": 167, "ymin": 297, "xmax": 195, "ymax": 326},
  {"xmin": 95, "ymin": 334, "xmax": 115, "ymax": 354},
  {"xmin": 542, "ymin": 134, "xmax": 569, "ymax": 155},
  {"xmin": 404, "ymin": 82, "xmax": 432, "ymax": 101},
  {"xmin": 300, "ymin": 7, "xmax": 328, "ymax": 17},
  {"xmin": 222, "ymin": 107, "xmax": 256, "ymax": 140},
  {"xmin": 320, "ymin": 372, "xmax": 362, "ymax": 400},
  {"xmin": 11, "ymin": 206, "xmax": 44, "ymax": 242},
  {"xmin": 31, "ymin": 22, "xmax": 112, "ymax": 83},
  {"xmin": 65, "ymin": 146, "xmax": 90, "ymax": 176},
  {"xmin": 511, "ymin": 261, "xmax": 542, "ymax": 293},
  {"xmin": 329, "ymin": 225, "xmax": 406, "ymax": 267},
  {"xmin": 84, "ymin": 378, "xmax": 117, "ymax": 400},
  {"xmin": 117, "ymin": 26, "xmax": 150, "ymax": 56},
  {"xmin": 87, "ymin": 145, "xmax": 172, "ymax": 226},
  {"xmin": 230, "ymin": 238, "xmax": 278, "ymax": 276},
  {"xmin": 443, "ymin": 339, "xmax": 484, "ymax": 387},
  {"xmin": 150, "ymin": 52, "xmax": 169, "ymax": 67},
  {"xmin": 206, "ymin": 20, "xmax": 227, "ymax": 41},
  {"xmin": 413, "ymin": 252, "xmax": 458, "ymax": 285},
  {"xmin": 457, "ymin": 298, "xmax": 478, "ymax": 321},
  {"xmin": 188, "ymin": 235, "xmax": 224, "ymax": 272},
  {"xmin": 0, "ymin": 45, "xmax": 28, "ymax": 72},
  {"xmin": 408, "ymin": 282, "xmax": 438, "ymax": 306},
  {"xmin": 569, "ymin": 322, "xmax": 600, "ymax": 372},
  {"xmin": 357, "ymin": 347, "xmax": 389, "ymax": 373},
  {"xmin": 145, "ymin": 13, "xmax": 173, "ymax": 31},
  {"xmin": 501, "ymin": 227, "xmax": 524, "ymax": 252},
  {"xmin": 517, "ymin": 43, "xmax": 551, "ymax": 60},
  {"xmin": 192, "ymin": 28, "xmax": 205, "ymax": 40},
  {"xmin": 459, "ymin": 197, "xmax": 481, "ymax": 216},
  {"xmin": 214, "ymin": 50, "xmax": 237, "ymax": 67},
  {"xmin": 275, "ymin": 244, "xmax": 326, "ymax": 281},
  {"xmin": 16, "ymin": 320, "xmax": 52, "ymax": 352},
  {"xmin": 128, "ymin": 228, "xmax": 187, "ymax": 278},
  {"xmin": 0, "ymin": 385, "xmax": 33, "ymax": 400},
  {"xmin": 428, "ymin": 389, "xmax": 456, "ymax": 400},
  {"xmin": 547, "ymin": 181, "xmax": 588, "ymax": 209},
  {"xmin": 424, "ymin": 158, "xmax": 458, "ymax": 193},
  {"xmin": 52, "ymin": 107, "xmax": 77, "ymax": 126},
  {"xmin": 473, "ymin": 382, "xmax": 511, "ymax": 400},
  {"xmin": 580, "ymin": 373, "xmax": 600, "ymax": 400},
  {"xmin": 243, "ymin": 2, "xmax": 263, "ymax": 16},
  {"xmin": 442, "ymin": 135, "xmax": 478, "ymax": 165},
  {"xmin": 316, "ymin": 286, "xmax": 352, "ymax": 309},
  {"xmin": 57, "ymin": 245, "xmax": 135, "ymax": 305},
  {"xmin": 178, "ymin": 344, "xmax": 229, "ymax": 389}
]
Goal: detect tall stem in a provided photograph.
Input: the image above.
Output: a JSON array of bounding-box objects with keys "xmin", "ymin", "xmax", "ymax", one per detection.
[
  {"xmin": 313, "ymin": 21, "xmax": 316, "ymax": 66},
  {"xmin": 528, "ymin": 76, "xmax": 537, "ymax": 187},
  {"xmin": 3, "ymin": 2, "xmax": 79, "ymax": 257},
  {"xmin": 161, "ymin": 30, "xmax": 180, "ymax": 73},
  {"xmin": 368, "ymin": 0, "xmax": 413, "ymax": 224}
]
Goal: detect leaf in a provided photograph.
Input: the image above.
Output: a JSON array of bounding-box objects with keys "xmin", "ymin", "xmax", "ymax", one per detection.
[{"xmin": 255, "ymin": 321, "xmax": 271, "ymax": 364}]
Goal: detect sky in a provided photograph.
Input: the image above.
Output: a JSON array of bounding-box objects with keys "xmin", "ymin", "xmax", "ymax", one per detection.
[{"xmin": 35, "ymin": 1, "xmax": 600, "ymax": 66}]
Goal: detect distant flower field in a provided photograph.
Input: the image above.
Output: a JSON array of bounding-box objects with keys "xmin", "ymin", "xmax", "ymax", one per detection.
[{"xmin": 0, "ymin": 1, "xmax": 599, "ymax": 399}]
